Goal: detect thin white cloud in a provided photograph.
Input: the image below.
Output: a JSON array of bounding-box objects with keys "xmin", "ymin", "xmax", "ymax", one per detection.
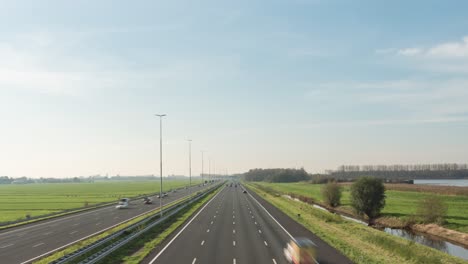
[
  {"xmin": 375, "ymin": 48, "xmax": 396, "ymax": 55},
  {"xmin": 306, "ymin": 78, "xmax": 468, "ymax": 124},
  {"xmin": 427, "ymin": 36, "xmax": 468, "ymax": 58},
  {"xmin": 394, "ymin": 36, "xmax": 468, "ymax": 58},
  {"xmin": 0, "ymin": 31, "xmax": 240, "ymax": 96},
  {"xmin": 397, "ymin": 48, "xmax": 422, "ymax": 56},
  {"xmin": 305, "ymin": 116, "xmax": 468, "ymax": 128}
]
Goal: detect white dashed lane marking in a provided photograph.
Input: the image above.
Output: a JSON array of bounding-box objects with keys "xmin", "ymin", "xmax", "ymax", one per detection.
[
  {"xmin": 0, "ymin": 244, "xmax": 14, "ymax": 249},
  {"xmin": 32, "ymin": 243, "xmax": 44, "ymax": 248},
  {"xmin": 70, "ymin": 231, "xmax": 78, "ymax": 235},
  {"xmin": 264, "ymin": 241, "xmax": 268, "ymax": 246},
  {"xmin": 201, "ymin": 240, "xmax": 205, "ymax": 246},
  {"xmin": 192, "ymin": 258, "xmax": 197, "ymax": 264}
]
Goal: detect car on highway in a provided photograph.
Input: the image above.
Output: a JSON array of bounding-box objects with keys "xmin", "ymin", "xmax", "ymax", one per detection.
[
  {"xmin": 116, "ymin": 198, "xmax": 130, "ymax": 209},
  {"xmin": 284, "ymin": 238, "xmax": 317, "ymax": 264},
  {"xmin": 243, "ymin": 190, "xmax": 247, "ymax": 193},
  {"xmin": 143, "ymin": 197, "xmax": 153, "ymax": 204}
]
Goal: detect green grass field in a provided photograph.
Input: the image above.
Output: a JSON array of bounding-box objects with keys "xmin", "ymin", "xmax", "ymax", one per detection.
[
  {"xmin": 0, "ymin": 180, "xmax": 200, "ymax": 223},
  {"xmin": 253, "ymin": 182, "xmax": 468, "ymax": 232},
  {"xmin": 247, "ymin": 183, "xmax": 466, "ymax": 264}
]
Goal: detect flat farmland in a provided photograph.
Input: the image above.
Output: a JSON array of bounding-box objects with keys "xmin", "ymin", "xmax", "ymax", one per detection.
[
  {"xmin": 253, "ymin": 182, "xmax": 468, "ymax": 232},
  {"xmin": 0, "ymin": 180, "xmax": 200, "ymax": 223}
]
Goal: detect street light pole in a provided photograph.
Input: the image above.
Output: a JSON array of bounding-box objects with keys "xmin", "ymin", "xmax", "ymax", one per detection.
[
  {"xmin": 187, "ymin": 139, "xmax": 192, "ymax": 199},
  {"xmin": 201, "ymin": 151, "xmax": 204, "ymax": 185},
  {"xmin": 155, "ymin": 114, "xmax": 166, "ymax": 217}
]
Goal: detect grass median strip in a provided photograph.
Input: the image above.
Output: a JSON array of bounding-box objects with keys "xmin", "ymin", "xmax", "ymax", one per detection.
[
  {"xmin": 33, "ymin": 194, "xmax": 194, "ymax": 264},
  {"xmin": 246, "ymin": 183, "xmax": 466, "ymax": 264}
]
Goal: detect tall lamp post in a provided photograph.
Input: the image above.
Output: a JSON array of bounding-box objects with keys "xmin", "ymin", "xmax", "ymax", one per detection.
[
  {"xmin": 155, "ymin": 114, "xmax": 166, "ymax": 217},
  {"xmin": 187, "ymin": 139, "xmax": 192, "ymax": 199},
  {"xmin": 201, "ymin": 151, "xmax": 205, "ymax": 185}
]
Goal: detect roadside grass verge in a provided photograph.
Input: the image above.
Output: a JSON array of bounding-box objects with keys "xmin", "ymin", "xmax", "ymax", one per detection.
[
  {"xmin": 247, "ymin": 183, "xmax": 467, "ymax": 264},
  {"xmin": 33, "ymin": 194, "xmax": 194, "ymax": 264},
  {"xmin": 254, "ymin": 181, "xmax": 468, "ymax": 233},
  {"xmin": 99, "ymin": 186, "xmax": 222, "ymax": 264}
]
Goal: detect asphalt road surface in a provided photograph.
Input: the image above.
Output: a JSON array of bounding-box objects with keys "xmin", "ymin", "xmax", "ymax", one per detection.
[
  {"xmin": 0, "ymin": 183, "xmax": 211, "ymax": 264},
  {"xmin": 144, "ymin": 184, "xmax": 352, "ymax": 264}
]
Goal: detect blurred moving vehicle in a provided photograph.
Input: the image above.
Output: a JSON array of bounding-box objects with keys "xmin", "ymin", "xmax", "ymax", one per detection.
[
  {"xmin": 143, "ymin": 197, "xmax": 153, "ymax": 204},
  {"xmin": 116, "ymin": 198, "xmax": 130, "ymax": 209},
  {"xmin": 157, "ymin": 193, "xmax": 168, "ymax": 198},
  {"xmin": 284, "ymin": 238, "xmax": 317, "ymax": 264},
  {"xmin": 243, "ymin": 190, "xmax": 247, "ymax": 193}
]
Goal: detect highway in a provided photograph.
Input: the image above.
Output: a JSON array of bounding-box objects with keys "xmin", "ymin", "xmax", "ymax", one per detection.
[
  {"xmin": 145, "ymin": 184, "xmax": 352, "ymax": 264},
  {"xmin": 0, "ymin": 183, "xmax": 210, "ymax": 264}
]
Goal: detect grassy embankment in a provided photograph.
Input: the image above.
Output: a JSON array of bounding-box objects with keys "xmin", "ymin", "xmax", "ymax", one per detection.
[
  {"xmin": 0, "ymin": 180, "xmax": 201, "ymax": 224},
  {"xmin": 254, "ymin": 181, "xmax": 468, "ymax": 233},
  {"xmin": 247, "ymin": 183, "xmax": 467, "ymax": 264}
]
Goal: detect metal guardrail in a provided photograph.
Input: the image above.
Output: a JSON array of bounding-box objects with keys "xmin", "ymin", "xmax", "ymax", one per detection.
[{"xmin": 49, "ymin": 183, "xmax": 222, "ymax": 264}]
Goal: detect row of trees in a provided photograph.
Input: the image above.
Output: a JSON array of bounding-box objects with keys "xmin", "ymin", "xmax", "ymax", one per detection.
[
  {"xmin": 0, "ymin": 176, "xmax": 88, "ymax": 184},
  {"xmin": 322, "ymin": 177, "xmax": 448, "ymax": 225},
  {"xmin": 243, "ymin": 168, "xmax": 309, "ymax": 182},
  {"xmin": 330, "ymin": 163, "xmax": 468, "ymax": 180},
  {"xmin": 335, "ymin": 163, "xmax": 468, "ymax": 172}
]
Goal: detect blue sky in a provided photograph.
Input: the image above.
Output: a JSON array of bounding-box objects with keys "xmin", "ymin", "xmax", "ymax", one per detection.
[{"xmin": 1, "ymin": 0, "xmax": 468, "ymax": 178}]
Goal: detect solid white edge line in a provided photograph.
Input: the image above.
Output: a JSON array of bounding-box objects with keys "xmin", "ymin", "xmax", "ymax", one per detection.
[
  {"xmin": 247, "ymin": 191, "xmax": 294, "ymax": 240},
  {"xmin": 248, "ymin": 189, "xmax": 320, "ymax": 264},
  {"xmin": 148, "ymin": 187, "xmax": 224, "ymax": 264}
]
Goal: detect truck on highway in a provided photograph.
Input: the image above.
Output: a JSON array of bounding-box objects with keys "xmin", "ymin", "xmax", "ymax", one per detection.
[{"xmin": 284, "ymin": 237, "xmax": 317, "ymax": 264}]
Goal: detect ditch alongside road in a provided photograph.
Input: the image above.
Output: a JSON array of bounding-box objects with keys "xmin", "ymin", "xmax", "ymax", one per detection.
[
  {"xmin": 247, "ymin": 183, "xmax": 467, "ymax": 263},
  {"xmin": 288, "ymin": 196, "xmax": 468, "ymax": 260}
]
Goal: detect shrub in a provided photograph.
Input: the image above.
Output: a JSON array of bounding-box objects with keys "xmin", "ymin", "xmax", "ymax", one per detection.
[
  {"xmin": 321, "ymin": 181, "xmax": 342, "ymax": 207},
  {"xmin": 417, "ymin": 195, "xmax": 448, "ymax": 224},
  {"xmin": 350, "ymin": 177, "xmax": 386, "ymax": 225}
]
